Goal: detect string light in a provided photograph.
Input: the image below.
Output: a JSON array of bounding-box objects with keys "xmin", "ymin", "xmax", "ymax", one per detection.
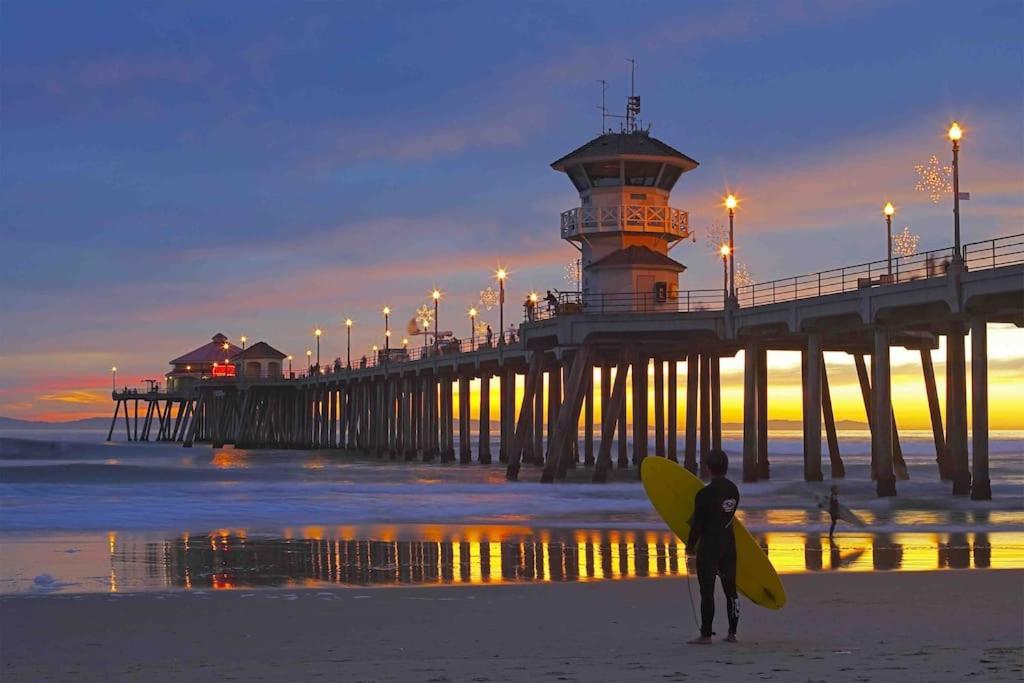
[
  {"xmin": 892, "ymin": 226, "xmax": 921, "ymax": 258},
  {"xmin": 914, "ymin": 155, "xmax": 953, "ymax": 203},
  {"xmin": 415, "ymin": 304, "xmax": 433, "ymax": 330},
  {"xmin": 563, "ymin": 259, "xmax": 582, "ymax": 288}
]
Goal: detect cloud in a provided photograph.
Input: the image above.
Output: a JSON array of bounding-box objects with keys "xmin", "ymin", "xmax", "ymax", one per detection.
[
  {"xmin": 36, "ymin": 390, "xmax": 107, "ymax": 405},
  {"xmin": 4, "ymin": 56, "xmax": 214, "ymax": 94}
]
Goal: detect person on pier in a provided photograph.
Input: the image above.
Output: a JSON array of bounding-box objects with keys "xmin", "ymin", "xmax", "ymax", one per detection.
[{"xmin": 686, "ymin": 449, "xmax": 740, "ymax": 644}]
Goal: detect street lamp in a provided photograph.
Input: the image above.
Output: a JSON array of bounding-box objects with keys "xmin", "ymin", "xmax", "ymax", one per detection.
[
  {"xmin": 431, "ymin": 289, "xmax": 442, "ymax": 353},
  {"xmin": 305, "ymin": 349, "xmax": 312, "ymax": 373},
  {"xmin": 314, "ymin": 328, "xmax": 322, "ymax": 368},
  {"xmin": 287, "ymin": 355, "xmax": 293, "ymax": 376},
  {"xmin": 719, "ymin": 244, "xmax": 730, "ymax": 305},
  {"xmin": 111, "ymin": 366, "xmax": 117, "ymax": 392},
  {"xmin": 240, "ymin": 335, "xmax": 247, "ymax": 351},
  {"xmin": 468, "ymin": 307, "xmax": 478, "ymax": 350},
  {"xmin": 725, "ymin": 194, "xmax": 738, "ymax": 301},
  {"xmin": 344, "ymin": 319, "xmax": 353, "ymax": 369},
  {"xmin": 382, "ymin": 306, "xmax": 391, "ymax": 354},
  {"xmin": 495, "ymin": 268, "xmax": 507, "ymax": 345},
  {"xmin": 883, "ymin": 202, "xmax": 895, "ymax": 276},
  {"xmin": 949, "ymin": 121, "xmax": 963, "ymax": 262}
]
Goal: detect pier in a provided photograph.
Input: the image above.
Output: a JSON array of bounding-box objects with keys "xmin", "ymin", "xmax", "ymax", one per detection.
[{"xmin": 109, "ymin": 125, "xmax": 1024, "ymax": 499}]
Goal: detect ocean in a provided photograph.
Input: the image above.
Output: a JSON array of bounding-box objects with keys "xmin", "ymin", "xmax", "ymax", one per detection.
[{"xmin": 1, "ymin": 429, "xmax": 1022, "ymax": 593}]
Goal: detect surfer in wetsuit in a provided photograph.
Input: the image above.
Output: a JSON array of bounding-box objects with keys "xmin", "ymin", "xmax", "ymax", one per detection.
[
  {"xmin": 686, "ymin": 449, "xmax": 740, "ymax": 644},
  {"xmin": 828, "ymin": 485, "xmax": 840, "ymax": 540}
]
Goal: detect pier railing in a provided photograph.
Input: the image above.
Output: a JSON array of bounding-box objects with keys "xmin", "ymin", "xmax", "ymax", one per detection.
[{"xmin": 560, "ymin": 205, "xmax": 689, "ymax": 240}]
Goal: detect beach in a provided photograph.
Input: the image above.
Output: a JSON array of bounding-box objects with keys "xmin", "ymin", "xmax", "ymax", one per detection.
[{"xmin": 2, "ymin": 570, "xmax": 1021, "ymax": 682}]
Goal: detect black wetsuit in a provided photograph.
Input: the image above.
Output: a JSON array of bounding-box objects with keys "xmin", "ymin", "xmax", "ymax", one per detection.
[{"xmin": 687, "ymin": 477, "xmax": 740, "ymax": 638}]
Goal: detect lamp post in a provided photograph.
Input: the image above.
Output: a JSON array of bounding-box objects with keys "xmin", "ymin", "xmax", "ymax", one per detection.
[
  {"xmin": 305, "ymin": 349, "xmax": 312, "ymax": 373},
  {"xmin": 287, "ymin": 355, "xmax": 293, "ymax": 376},
  {"xmin": 240, "ymin": 336, "xmax": 247, "ymax": 351},
  {"xmin": 719, "ymin": 244, "xmax": 730, "ymax": 306},
  {"xmin": 111, "ymin": 366, "xmax": 117, "ymax": 393},
  {"xmin": 383, "ymin": 306, "xmax": 391, "ymax": 355},
  {"xmin": 344, "ymin": 319, "xmax": 353, "ymax": 369},
  {"xmin": 495, "ymin": 268, "xmax": 507, "ymax": 345},
  {"xmin": 314, "ymin": 328, "xmax": 322, "ymax": 368},
  {"xmin": 468, "ymin": 307, "xmax": 478, "ymax": 350},
  {"xmin": 725, "ymin": 194, "xmax": 737, "ymax": 302},
  {"xmin": 949, "ymin": 121, "xmax": 963, "ymax": 263},
  {"xmin": 432, "ymin": 289, "xmax": 441, "ymax": 353},
  {"xmin": 883, "ymin": 202, "xmax": 895, "ymax": 276}
]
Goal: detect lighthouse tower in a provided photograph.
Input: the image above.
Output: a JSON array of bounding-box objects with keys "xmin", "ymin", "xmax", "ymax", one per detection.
[{"xmin": 551, "ymin": 117, "xmax": 698, "ymax": 311}]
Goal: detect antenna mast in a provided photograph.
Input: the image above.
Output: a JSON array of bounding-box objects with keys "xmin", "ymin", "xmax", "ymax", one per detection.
[{"xmin": 625, "ymin": 58, "xmax": 641, "ymax": 133}]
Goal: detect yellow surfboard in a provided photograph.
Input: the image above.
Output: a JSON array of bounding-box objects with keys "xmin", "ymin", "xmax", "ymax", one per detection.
[{"xmin": 641, "ymin": 456, "xmax": 786, "ymax": 610}]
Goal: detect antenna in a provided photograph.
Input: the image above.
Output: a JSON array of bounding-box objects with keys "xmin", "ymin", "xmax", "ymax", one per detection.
[
  {"xmin": 625, "ymin": 58, "xmax": 641, "ymax": 133},
  {"xmin": 596, "ymin": 79, "xmax": 609, "ymax": 134}
]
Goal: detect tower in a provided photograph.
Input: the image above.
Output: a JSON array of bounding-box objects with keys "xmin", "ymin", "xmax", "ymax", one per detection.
[{"xmin": 551, "ymin": 126, "xmax": 697, "ymax": 311}]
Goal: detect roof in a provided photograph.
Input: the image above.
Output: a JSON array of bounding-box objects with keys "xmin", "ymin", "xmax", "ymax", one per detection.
[
  {"xmin": 169, "ymin": 333, "xmax": 242, "ymax": 365},
  {"xmin": 551, "ymin": 132, "xmax": 699, "ymax": 172},
  {"xmin": 232, "ymin": 341, "xmax": 287, "ymax": 361},
  {"xmin": 586, "ymin": 246, "xmax": 686, "ymax": 272}
]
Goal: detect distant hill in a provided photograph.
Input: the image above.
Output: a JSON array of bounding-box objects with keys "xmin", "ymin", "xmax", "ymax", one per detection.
[
  {"xmin": 721, "ymin": 419, "xmax": 868, "ymax": 430},
  {"xmin": 0, "ymin": 416, "xmax": 110, "ymax": 430}
]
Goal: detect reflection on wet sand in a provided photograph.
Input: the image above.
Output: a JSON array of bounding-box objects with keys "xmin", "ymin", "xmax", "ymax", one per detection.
[{"xmin": 103, "ymin": 526, "xmax": 1024, "ymax": 592}]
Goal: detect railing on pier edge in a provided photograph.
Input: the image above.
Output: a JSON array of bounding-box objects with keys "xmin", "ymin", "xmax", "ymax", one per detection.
[{"xmin": 179, "ymin": 232, "xmax": 1023, "ymax": 383}]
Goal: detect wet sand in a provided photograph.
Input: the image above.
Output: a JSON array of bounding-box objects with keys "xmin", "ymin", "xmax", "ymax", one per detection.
[{"xmin": 2, "ymin": 570, "xmax": 1021, "ymax": 682}]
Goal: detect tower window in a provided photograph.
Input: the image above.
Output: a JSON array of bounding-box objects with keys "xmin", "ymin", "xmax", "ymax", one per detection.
[
  {"xmin": 567, "ymin": 165, "xmax": 589, "ymax": 192},
  {"xmin": 624, "ymin": 161, "xmax": 661, "ymax": 187},
  {"xmin": 584, "ymin": 160, "xmax": 622, "ymax": 187},
  {"xmin": 657, "ymin": 165, "xmax": 683, "ymax": 190}
]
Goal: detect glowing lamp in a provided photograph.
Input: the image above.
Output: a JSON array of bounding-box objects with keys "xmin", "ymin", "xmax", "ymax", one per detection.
[
  {"xmin": 529, "ymin": 292, "xmax": 539, "ymax": 303},
  {"xmin": 719, "ymin": 245, "xmax": 731, "ymax": 256},
  {"xmin": 948, "ymin": 122, "xmax": 962, "ymax": 142},
  {"xmin": 725, "ymin": 194, "xmax": 738, "ymax": 210},
  {"xmin": 112, "ymin": 366, "xmax": 117, "ymax": 372},
  {"xmin": 495, "ymin": 268, "xmax": 507, "ymax": 281},
  {"xmin": 468, "ymin": 307, "xmax": 477, "ymax": 317},
  {"xmin": 345, "ymin": 319, "xmax": 353, "ymax": 327},
  {"xmin": 883, "ymin": 202, "xmax": 895, "ymax": 217},
  {"xmin": 382, "ymin": 306, "xmax": 391, "ymax": 316},
  {"xmin": 432, "ymin": 289, "xmax": 441, "ymax": 300}
]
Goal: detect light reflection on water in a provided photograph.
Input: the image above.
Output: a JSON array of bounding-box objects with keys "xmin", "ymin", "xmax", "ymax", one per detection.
[{"xmin": 3, "ymin": 525, "xmax": 1014, "ymax": 594}]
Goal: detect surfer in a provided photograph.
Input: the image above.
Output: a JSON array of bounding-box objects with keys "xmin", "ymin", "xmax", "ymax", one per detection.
[
  {"xmin": 686, "ymin": 449, "xmax": 740, "ymax": 644},
  {"xmin": 828, "ymin": 486, "xmax": 840, "ymax": 540}
]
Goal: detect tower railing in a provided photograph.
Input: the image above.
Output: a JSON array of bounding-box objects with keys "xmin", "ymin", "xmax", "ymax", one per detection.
[{"xmin": 560, "ymin": 205, "xmax": 689, "ymax": 239}]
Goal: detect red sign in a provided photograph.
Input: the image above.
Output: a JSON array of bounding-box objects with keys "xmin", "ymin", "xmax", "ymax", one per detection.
[{"xmin": 211, "ymin": 363, "xmax": 236, "ymax": 378}]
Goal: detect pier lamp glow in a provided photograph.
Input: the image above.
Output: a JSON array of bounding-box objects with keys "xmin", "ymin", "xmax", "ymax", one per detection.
[
  {"xmin": 719, "ymin": 244, "xmax": 731, "ymax": 304},
  {"xmin": 287, "ymin": 355, "xmax": 293, "ymax": 376},
  {"xmin": 494, "ymin": 268, "xmax": 508, "ymax": 345},
  {"xmin": 344, "ymin": 319, "xmax": 353, "ymax": 369},
  {"xmin": 111, "ymin": 366, "xmax": 117, "ymax": 392},
  {"xmin": 313, "ymin": 328, "xmax": 322, "ymax": 368},
  {"xmin": 240, "ymin": 335, "xmax": 247, "ymax": 351},
  {"xmin": 305, "ymin": 349, "xmax": 312, "ymax": 373},
  {"xmin": 948, "ymin": 121, "xmax": 964, "ymax": 261},
  {"xmin": 724, "ymin": 194, "xmax": 738, "ymax": 301},
  {"xmin": 431, "ymin": 289, "xmax": 442, "ymax": 353},
  {"xmin": 468, "ymin": 307, "xmax": 478, "ymax": 350},
  {"xmin": 383, "ymin": 307, "xmax": 391, "ymax": 354},
  {"xmin": 883, "ymin": 202, "xmax": 896, "ymax": 276}
]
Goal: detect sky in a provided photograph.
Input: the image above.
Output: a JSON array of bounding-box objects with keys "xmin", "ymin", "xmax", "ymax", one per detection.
[{"xmin": 1, "ymin": 0, "xmax": 1022, "ymax": 425}]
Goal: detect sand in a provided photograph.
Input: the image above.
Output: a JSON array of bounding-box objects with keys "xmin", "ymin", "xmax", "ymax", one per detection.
[{"xmin": 2, "ymin": 570, "xmax": 1021, "ymax": 682}]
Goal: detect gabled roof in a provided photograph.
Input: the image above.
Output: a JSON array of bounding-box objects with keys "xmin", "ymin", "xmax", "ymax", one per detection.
[
  {"xmin": 586, "ymin": 246, "xmax": 686, "ymax": 272},
  {"xmin": 169, "ymin": 333, "xmax": 241, "ymax": 365},
  {"xmin": 551, "ymin": 132, "xmax": 699, "ymax": 172},
  {"xmin": 232, "ymin": 341, "xmax": 287, "ymax": 361}
]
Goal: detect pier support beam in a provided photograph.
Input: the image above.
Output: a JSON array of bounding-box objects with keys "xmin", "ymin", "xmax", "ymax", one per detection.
[
  {"xmin": 872, "ymin": 328, "xmax": 897, "ymax": 496},
  {"xmin": 699, "ymin": 353, "xmax": 711, "ymax": 474},
  {"xmin": 594, "ymin": 353, "xmax": 630, "ymax": 482},
  {"xmin": 533, "ymin": 368, "xmax": 544, "ymax": 465},
  {"xmin": 684, "ymin": 353, "xmax": 699, "ymax": 474},
  {"xmin": 710, "ymin": 354, "xmax": 722, "ymax": 451},
  {"xmin": 667, "ymin": 360, "xmax": 678, "ymax": 462},
  {"xmin": 970, "ymin": 319, "xmax": 991, "ymax": 500},
  {"xmin": 543, "ymin": 344, "xmax": 595, "ymax": 481},
  {"xmin": 921, "ymin": 349, "xmax": 950, "ymax": 480},
  {"xmin": 756, "ymin": 347, "xmax": 769, "ymax": 479},
  {"xmin": 654, "ymin": 359, "xmax": 665, "ymax": 457},
  {"xmin": 821, "ymin": 356, "xmax": 845, "ymax": 478},
  {"xmin": 803, "ymin": 335, "xmax": 824, "ymax": 482},
  {"xmin": 506, "ymin": 353, "xmax": 544, "ymax": 481},
  {"xmin": 633, "ymin": 354, "xmax": 648, "ymax": 467},
  {"xmin": 478, "ymin": 371, "xmax": 492, "ymax": 464},
  {"xmin": 948, "ymin": 324, "xmax": 971, "ymax": 495},
  {"xmin": 459, "ymin": 375, "xmax": 472, "ymax": 463},
  {"xmin": 584, "ymin": 367, "xmax": 595, "ymax": 466},
  {"xmin": 742, "ymin": 343, "xmax": 759, "ymax": 483},
  {"xmin": 616, "ymin": 364, "xmax": 628, "ymax": 469}
]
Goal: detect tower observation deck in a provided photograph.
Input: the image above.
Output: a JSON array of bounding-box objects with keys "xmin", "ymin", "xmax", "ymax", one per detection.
[{"xmin": 552, "ymin": 130, "xmax": 698, "ymax": 311}]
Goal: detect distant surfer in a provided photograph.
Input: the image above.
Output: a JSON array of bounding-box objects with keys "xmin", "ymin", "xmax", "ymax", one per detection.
[
  {"xmin": 686, "ymin": 449, "xmax": 740, "ymax": 644},
  {"xmin": 828, "ymin": 485, "xmax": 840, "ymax": 540}
]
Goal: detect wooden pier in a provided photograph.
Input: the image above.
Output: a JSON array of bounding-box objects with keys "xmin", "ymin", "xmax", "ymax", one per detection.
[{"xmin": 110, "ymin": 233, "xmax": 1024, "ymax": 499}]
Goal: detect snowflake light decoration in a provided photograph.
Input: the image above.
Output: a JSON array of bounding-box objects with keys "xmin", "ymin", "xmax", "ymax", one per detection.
[
  {"xmin": 415, "ymin": 304, "xmax": 433, "ymax": 330},
  {"xmin": 705, "ymin": 222, "xmax": 729, "ymax": 256},
  {"xmin": 735, "ymin": 262, "xmax": 754, "ymax": 289},
  {"xmin": 892, "ymin": 226, "xmax": 920, "ymax": 258},
  {"xmin": 478, "ymin": 287, "xmax": 499, "ymax": 311},
  {"xmin": 563, "ymin": 259, "xmax": 582, "ymax": 289},
  {"xmin": 473, "ymin": 319, "xmax": 490, "ymax": 337},
  {"xmin": 914, "ymin": 155, "xmax": 953, "ymax": 203}
]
